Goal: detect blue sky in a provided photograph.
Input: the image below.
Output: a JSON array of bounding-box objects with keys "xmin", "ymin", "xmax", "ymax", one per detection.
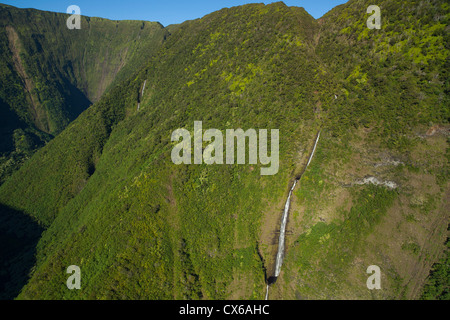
[{"xmin": 1, "ymin": 1, "xmax": 348, "ymax": 26}]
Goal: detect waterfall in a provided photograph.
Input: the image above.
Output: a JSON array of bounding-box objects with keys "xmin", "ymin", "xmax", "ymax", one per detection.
[
  {"xmin": 274, "ymin": 179, "xmax": 297, "ymax": 277},
  {"xmin": 265, "ymin": 131, "xmax": 320, "ymax": 300},
  {"xmin": 307, "ymin": 131, "xmax": 320, "ymax": 168},
  {"xmin": 137, "ymin": 80, "xmax": 147, "ymax": 111},
  {"xmin": 142, "ymin": 80, "xmax": 147, "ymax": 96}
]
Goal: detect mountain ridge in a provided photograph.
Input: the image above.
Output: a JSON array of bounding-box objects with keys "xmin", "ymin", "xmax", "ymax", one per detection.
[
  {"xmin": 0, "ymin": 4, "xmax": 169, "ymax": 184},
  {"xmin": 0, "ymin": 0, "xmax": 448, "ymax": 300}
]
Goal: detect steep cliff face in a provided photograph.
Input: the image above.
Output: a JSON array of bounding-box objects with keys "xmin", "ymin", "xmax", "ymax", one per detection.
[
  {"xmin": 278, "ymin": 0, "xmax": 449, "ymax": 300},
  {"xmin": 0, "ymin": 1, "xmax": 448, "ymax": 300},
  {"xmin": 0, "ymin": 4, "xmax": 168, "ymax": 183}
]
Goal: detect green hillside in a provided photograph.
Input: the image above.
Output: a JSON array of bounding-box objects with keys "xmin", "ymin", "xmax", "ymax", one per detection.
[
  {"xmin": 0, "ymin": 0, "xmax": 448, "ymax": 300},
  {"xmin": 0, "ymin": 4, "xmax": 168, "ymax": 184}
]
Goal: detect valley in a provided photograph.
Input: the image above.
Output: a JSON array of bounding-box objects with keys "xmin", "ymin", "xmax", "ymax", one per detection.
[{"xmin": 0, "ymin": 0, "xmax": 448, "ymax": 300}]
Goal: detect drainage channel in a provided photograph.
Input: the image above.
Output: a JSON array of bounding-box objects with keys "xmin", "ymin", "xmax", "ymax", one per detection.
[{"xmin": 265, "ymin": 131, "xmax": 320, "ymax": 300}]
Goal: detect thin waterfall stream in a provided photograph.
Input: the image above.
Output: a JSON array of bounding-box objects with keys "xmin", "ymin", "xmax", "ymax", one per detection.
[
  {"xmin": 137, "ymin": 80, "xmax": 147, "ymax": 111},
  {"xmin": 265, "ymin": 131, "xmax": 320, "ymax": 300}
]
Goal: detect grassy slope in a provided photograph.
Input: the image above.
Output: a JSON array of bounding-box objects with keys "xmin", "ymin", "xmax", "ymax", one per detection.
[
  {"xmin": 2, "ymin": 2, "xmax": 323, "ymax": 299},
  {"xmin": 276, "ymin": 0, "xmax": 449, "ymax": 299},
  {"xmin": 0, "ymin": 0, "xmax": 448, "ymax": 299}
]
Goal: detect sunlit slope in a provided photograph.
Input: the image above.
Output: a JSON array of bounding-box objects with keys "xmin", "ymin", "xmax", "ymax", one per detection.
[
  {"xmin": 0, "ymin": 0, "xmax": 448, "ymax": 300},
  {"xmin": 1, "ymin": 2, "xmax": 324, "ymax": 299},
  {"xmin": 275, "ymin": 0, "xmax": 449, "ymax": 300}
]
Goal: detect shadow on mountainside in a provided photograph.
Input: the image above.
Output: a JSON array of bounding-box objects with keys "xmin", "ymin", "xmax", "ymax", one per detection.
[{"xmin": 0, "ymin": 203, "xmax": 43, "ymax": 299}]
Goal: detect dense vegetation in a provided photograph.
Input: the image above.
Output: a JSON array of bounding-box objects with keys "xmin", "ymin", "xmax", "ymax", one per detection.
[
  {"xmin": 0, "ymin": 0, "xmax": 448, "ymax": 300},
  {"xmin": 421, "ymin": 233, "xmax": 449, "ymax": 300},
  {"xmin": 276, "ymin": 0, "xmax": 449, "ymax": 299},
  {"xmin": 0, "ymin": 4, "xmax": 168, "ymax": 184},
  {"xmin": 316, "ymin": 0, "xmax": 449, "ymax": 147}
]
